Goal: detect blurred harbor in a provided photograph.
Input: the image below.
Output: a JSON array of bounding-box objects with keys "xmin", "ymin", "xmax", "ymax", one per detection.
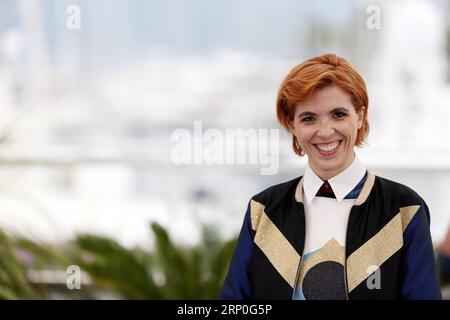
[{"xmin": 0, "ymin": 0, "xmax": 449, "ymax": 250}]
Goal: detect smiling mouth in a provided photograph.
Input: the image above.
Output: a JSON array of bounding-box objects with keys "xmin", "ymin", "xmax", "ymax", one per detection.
[{"xmin": 313, "ymin": 140, "xmax": 342, "ymax": 156}]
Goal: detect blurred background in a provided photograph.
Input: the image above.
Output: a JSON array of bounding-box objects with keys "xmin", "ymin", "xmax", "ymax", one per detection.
[{"xmin": 0, "ymin": 0, "xmax": 449, "ymax": 299}]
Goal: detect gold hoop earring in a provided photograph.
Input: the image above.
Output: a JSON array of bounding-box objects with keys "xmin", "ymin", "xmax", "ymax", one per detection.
[{"xmin": 293, "ymin": 136, "xmax": 304, "ymax": 156}]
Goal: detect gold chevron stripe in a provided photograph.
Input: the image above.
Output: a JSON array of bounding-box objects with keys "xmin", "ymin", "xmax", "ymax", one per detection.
[
  {"xmin": 295, "ymin": 177, "xmax": 304, "ymax": 203},
  {"xmin": 354, "ymin": 172, "xmax": 375, "ymax": 205},
  {"xmin": 250, "ymin": 199, "xmax": 264, "ymax": 231},
  {"xmin": 251, "ymin": 200, "xmax": 300, "ymax": 287},
  {"xmin": 346, "ymin": 205, "xmax": 420, "ymax": 292},
  {"xmin": 400, "ymin": 205, "xmax": 419, "ymax": 232}
]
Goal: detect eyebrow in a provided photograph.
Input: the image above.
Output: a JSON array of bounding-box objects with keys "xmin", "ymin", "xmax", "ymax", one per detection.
[
  {"xmin": 298, "ymin": 111, "xmax": 315, "ymax": 118},
  {"xmin": 297, "ymin": 107, "xmax": 350, "ymax": 118},
  {"xmin": 331, "ymin": 107, "xmax": 350, "ymax": 113}
]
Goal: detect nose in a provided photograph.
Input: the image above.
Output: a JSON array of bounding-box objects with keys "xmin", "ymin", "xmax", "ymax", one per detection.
[{"xmin": 316, "ymin": 121, "xmax": 335, "ymax": 138}]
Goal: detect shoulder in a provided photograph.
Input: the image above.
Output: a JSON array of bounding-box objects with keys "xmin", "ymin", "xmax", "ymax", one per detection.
[
  {"xmin": 373, "ymin": 175, "xmax": 425, "ymax": 207},
  {"xmin": 246, "ymin": 176, "xmax": 302, "ymax": 234},
  {"xmin": 251, "ymin": 176, "xmax": 301, "ymax": 208},
  {"xmin": 372, "ymin": 174, "xmax": 431, "ymax": 229}
]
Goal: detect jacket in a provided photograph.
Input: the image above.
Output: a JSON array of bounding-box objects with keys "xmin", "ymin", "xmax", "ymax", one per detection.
[{"xmin": 221, "ymin": 172, "xmax": 442, "ymax": 300}]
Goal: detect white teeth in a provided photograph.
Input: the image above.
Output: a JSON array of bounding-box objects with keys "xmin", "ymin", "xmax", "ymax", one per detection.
[{"xmin": 316, "ymin": 141, "xmax": 339, "ymax": 152}]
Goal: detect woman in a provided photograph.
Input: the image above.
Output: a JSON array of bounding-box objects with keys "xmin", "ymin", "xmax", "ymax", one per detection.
[{"xmin": 220, "ymin": 54, "xmax": 441, "ymax": 300}]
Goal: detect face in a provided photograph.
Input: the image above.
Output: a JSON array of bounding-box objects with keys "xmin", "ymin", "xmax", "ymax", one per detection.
[{"xmin": 291, "ymin": 85, "xmax": 365, "ymax": 181}]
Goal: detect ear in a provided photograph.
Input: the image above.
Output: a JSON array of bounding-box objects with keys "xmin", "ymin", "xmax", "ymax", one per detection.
[
  {"xmin": 288, "ymin": 122, "xmax": 295, "ymax": 134},
  {"xmin": 357, "ymin": 106, "xmax": 366, "ymax": 129},
  {"xmin": 286, "ymin": 117, "xmax": 296, "ymax": 134}
]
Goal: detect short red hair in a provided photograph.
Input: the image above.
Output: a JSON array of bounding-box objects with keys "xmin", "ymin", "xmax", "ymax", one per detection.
[{"xmin": 276, "ymin": 53, "xmax": 369, "ymax": 156}]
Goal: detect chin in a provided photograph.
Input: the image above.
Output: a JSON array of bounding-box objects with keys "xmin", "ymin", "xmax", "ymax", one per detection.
[
  {"xmin": 309, "ymin": 154, "xmax": 345, "ymax": 172},
  {"xmin": 317, "ymin": 161, "xmax": 342, "ymax": 172}
]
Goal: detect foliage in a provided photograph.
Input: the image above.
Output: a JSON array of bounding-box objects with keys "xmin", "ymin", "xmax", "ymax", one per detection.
[
  {"xmin": 0, "ymin": 229, "xmax": 66, "ymax": 299},
  {"xmin": 73, "ymin": 223, "xmax": 237, "ymax": 299},
  {"xmin": 0, "ymin": 223, "xmax": 237, "ymax": 299}
]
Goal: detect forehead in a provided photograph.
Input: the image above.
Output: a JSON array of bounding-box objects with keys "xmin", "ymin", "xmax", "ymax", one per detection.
[{"xmin": 295, "ymin": 86, "xmax": 353, "ymax": 113}]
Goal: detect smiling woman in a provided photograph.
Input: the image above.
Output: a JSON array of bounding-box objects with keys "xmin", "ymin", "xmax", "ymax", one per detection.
[
  {"xmin": 220, "ymin": 54, "xmax": 442, "ymax": 300},
  {"xmin": 290, "ymin": 86, "xmax": 364, "ymax": 180}
]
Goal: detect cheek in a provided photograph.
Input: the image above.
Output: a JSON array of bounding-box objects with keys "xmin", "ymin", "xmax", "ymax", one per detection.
[
  {"xmin": 294, "ymin": 127, "xmax": 313, "ymax": 147},
  {"xmin": 343, "ymin": 122, "xmax": 360, "ymax": 146},
  {"xmin": 338, "ymin": 120, "xmax": 359, "ymax": 138}
]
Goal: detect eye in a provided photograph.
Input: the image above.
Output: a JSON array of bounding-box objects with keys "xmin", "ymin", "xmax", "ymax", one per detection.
[
  {"xmin": 333, "ymin": 111, "xmax": 347, "ymax": 119},
  {"xmin": 301, "ymin": 116, "xmax": 315, "ymax": 123}
]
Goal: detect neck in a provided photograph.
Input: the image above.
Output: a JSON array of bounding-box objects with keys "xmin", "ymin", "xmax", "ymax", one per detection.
[{"xmin": 310, "ymin": 153, "xmax": 355, "ymax": 181}]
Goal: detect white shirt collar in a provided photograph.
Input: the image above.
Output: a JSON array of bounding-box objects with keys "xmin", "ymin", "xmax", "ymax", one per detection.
[{"xmin": 303, "ymin": 155, "xmax": 366, "ymax": 203}]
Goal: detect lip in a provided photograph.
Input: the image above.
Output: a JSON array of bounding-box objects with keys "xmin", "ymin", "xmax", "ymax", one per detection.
[{"xmin": 312, "ymin": 140, "xmax": 342, "ymax": 156}]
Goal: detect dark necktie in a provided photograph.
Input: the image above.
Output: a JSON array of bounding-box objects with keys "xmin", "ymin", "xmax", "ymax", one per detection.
[{"xmin": 316, "ymin": 181, "xmax": 336, "ymax": 198}]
